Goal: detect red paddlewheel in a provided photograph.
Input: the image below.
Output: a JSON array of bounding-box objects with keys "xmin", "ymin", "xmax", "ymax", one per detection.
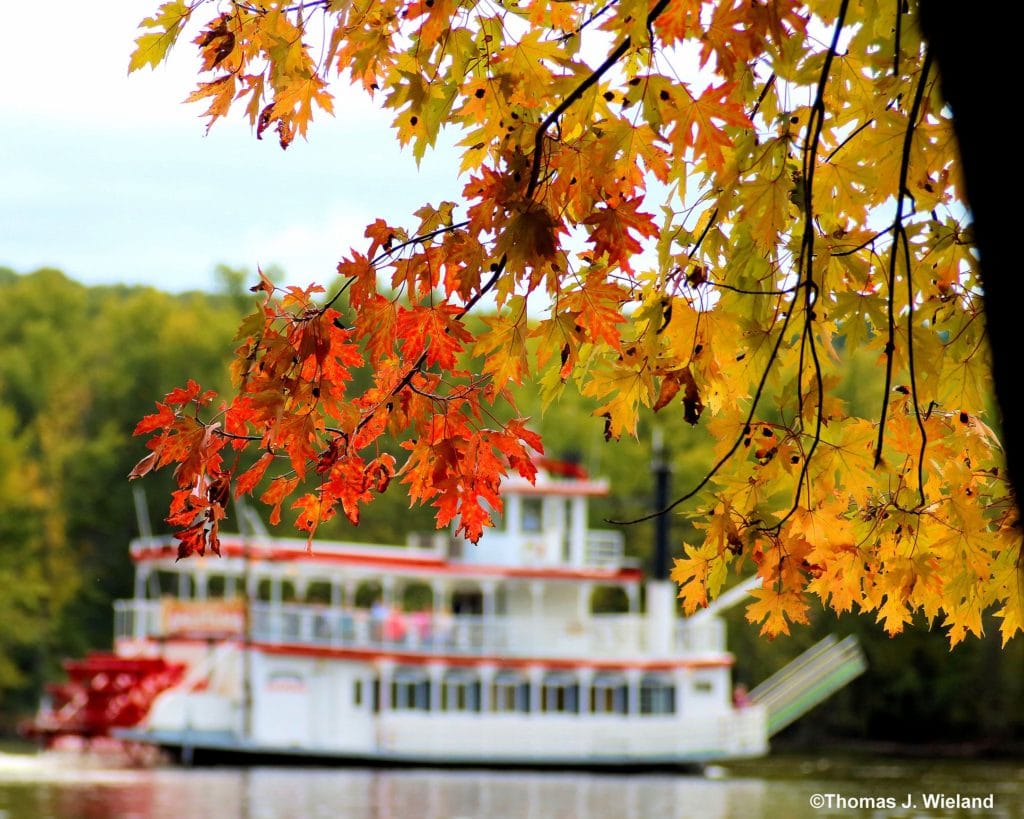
[{"xmin": 21, "ymin": 652, "xmax": 186, "ymax": 741}]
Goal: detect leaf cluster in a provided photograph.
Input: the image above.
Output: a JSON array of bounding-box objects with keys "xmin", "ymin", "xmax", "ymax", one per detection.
[{"xmin": 129, "ymin": 0, "xmax": 1016, "ymax": 645}]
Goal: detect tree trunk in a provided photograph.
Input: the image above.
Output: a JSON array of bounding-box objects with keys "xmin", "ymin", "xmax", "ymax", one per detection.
[{"xmin": 921, "ymin": 3, "xmax": 1022, "ymax": 517}]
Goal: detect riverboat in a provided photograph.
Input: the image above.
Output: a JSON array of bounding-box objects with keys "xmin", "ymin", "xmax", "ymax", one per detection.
[{"xmin": 29, "ymin": 457, "xmax": 865, "ymax": 768}]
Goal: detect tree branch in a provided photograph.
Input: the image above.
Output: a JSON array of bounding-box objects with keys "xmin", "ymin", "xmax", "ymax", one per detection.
[
  {"xmin": 526, "ymin": 0, "xmax": 673, "ymax": 201},
  {"xmin": 772, "ymin": 0, "xmax": 850, "ymax": 530},
  {"xmin": 874, "ymin": 49, "xmax": 933, "ymax": 468}
]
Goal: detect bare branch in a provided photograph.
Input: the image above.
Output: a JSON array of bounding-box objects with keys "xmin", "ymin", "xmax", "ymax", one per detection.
[{"xmin": 874, "ymin": 50, "xmax": 933, "ymax": 468}]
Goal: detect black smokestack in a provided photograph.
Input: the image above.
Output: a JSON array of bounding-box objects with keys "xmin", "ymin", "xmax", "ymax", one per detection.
[{"xmin": 651, "ymin": 429, "xmax": 671, "ymax": 580}]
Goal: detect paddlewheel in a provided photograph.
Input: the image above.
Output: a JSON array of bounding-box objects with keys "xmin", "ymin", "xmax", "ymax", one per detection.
[{"xmin": 22, "ymin": 652, "xmax": 186, "ymax": 743}]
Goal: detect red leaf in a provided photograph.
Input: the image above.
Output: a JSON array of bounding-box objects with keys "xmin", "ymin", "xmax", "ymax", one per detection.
[
  {"xmin": 396, "ymin": 304, "xmax": 472, "ymax": 369},
  {"xmin": 260, "ymin": 475, "xmax": 301, "ymax": 526},
  {"xmin": 235, "ymin": 452, "xmax": 275, "ymax": 496},
  {"xmin": 129, "ymin": 451, "xmax": 159, "ymax": 480},
  {"xmin": 134, "ymin": 402, "xmax": 176, "ymax": 436},
  {"xmin": 582, "ymin": 196, "xmax": 658, "ymax": 273}
]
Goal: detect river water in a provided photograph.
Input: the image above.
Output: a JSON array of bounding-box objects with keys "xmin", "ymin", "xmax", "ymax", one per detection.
[{"xmin": 1, "ymin": 753, "xmax": 1023, "ymax": 818}]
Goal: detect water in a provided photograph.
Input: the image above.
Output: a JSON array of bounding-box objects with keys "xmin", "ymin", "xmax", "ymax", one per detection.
[{"xmin": 2, "ymin": 753, "xmax": 1023, "ymax": 818}]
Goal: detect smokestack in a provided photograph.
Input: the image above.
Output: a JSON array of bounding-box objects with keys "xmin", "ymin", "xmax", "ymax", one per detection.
[
  {"xmin": 647, "ymin": 428, "xmax": 675, "ymax": 657},
  {"xmin": 651, "ymin": 427, "xmax": 671, "ymax": 580}
]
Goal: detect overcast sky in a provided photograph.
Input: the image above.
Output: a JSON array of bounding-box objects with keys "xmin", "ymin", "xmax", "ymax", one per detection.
[{"xmin": 0, "ymin": 2, "xmax": 462, "ymax": 292}]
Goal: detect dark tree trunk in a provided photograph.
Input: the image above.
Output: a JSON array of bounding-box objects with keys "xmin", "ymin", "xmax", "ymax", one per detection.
[{"xmin": 920, "ymin": 4, "xmax": 1022, "ymax": 515}]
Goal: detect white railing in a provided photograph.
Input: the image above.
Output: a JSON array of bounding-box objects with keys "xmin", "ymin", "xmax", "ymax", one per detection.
[
  {"xmin": 674, "ymin": 617, "xmax": 727, "ymax": 653},
  {"xmin": 114, "ymin": 598, "xmax": 162, "ymax": 640},
  {"xmin": 586, "ymin": 614, "xmax": 645, "ymax": 654},
  {"xmin": 249, "ymin": 604, "xmax": 514, "ymax": 655},
  {"xmin": 114, "ymin": 600, "xmax": 690, "ymax": 659},
  {"xmin": 584, "ymin": 531, "xmax": 624, "ymax": 567}
]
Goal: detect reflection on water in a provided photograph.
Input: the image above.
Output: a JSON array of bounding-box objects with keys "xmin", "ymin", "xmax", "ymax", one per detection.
[
  {"xmin": 2, "ymin": 755, "xmax": 1023, "ymax": 819},
  {"xmin": 0, "ymin": 764, "xmax": 763, "ymax": 819}
]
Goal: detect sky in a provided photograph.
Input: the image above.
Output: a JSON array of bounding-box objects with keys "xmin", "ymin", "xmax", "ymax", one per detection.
[{"xmin": 0, "ymin": 2, "xmax": 462, "ymax": 293}]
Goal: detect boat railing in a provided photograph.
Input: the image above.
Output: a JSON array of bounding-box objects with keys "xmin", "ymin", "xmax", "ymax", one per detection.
[
  {"xmin": 248, "ymin": 603, "xmax": 517, "ymax": 654},
  {"xmin": 674, "ymin": 617, "xmax": 727, "ymax": 653},
  {"xmin": 114, "ymin": 599, "xmax": 670, "ymax": 658},
  {"xmin": 586, "ymin": 613, "xmax": 646, "ymax": 654},
  {"xmin": 583, "ymin": 531, "xmax": 624, "ymax": 567},
  {"xmin": 114, "ymin": 598, "xmax": 162, "ymax": 640}
]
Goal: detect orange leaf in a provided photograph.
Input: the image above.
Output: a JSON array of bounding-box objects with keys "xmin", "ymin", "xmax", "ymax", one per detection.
[
  {"xmin": 582, "ymin": 196, "xmax": 658, "ymax": 273},
  {"xmin": 745, "ymin": 587, "xmax": 810, "ymax": 638},
  {"xmin": 235, "ymin": 452, "xmax": 275, "ymax": 496}
]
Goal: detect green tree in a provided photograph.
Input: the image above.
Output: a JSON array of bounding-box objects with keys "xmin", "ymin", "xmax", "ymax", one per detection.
[{"xmin": 0, "ymin": 269, "xmax": 250, "ymax": 719}]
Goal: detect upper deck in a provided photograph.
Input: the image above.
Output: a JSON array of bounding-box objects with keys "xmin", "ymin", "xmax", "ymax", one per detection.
[
  {"xmin": 119, "ymin": 465, "xmax": 730, "ymax": 661},
  {"xmin": 131, "ymin": 468, "xmax": 628, "ymax": 574}
]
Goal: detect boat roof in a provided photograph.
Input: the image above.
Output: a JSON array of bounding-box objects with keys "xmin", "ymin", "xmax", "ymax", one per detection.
[{"xmin": 130, "ymin": 536, "xmax": 644, "ymax": 583}]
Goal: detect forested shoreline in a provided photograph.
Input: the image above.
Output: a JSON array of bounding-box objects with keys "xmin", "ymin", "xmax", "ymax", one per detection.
[{"xmin": 2, "ymin": 266, "xmax": 1022, "ymax": 749}]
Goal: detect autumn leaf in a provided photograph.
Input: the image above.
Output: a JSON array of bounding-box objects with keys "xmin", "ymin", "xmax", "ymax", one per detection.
[
  {"xmin": 582, "ymin": 196, "xmax": 658, "ymax": 272},
  {"xmin": 474, "ymin": 297, "xmax": 530, "ymax": 390},
  {"xmin": 745, "ymin": 586, "xmax": 811, "ymax": 638},
  {"xmin": 396, "ymin": 304, "xmax": 473, "ymax": 370},
  {"xmin": 129, "ymin": 0, "xmax": 190, "ymax": 72},
  {"xmin": 664, "ymin": 82, "xmax": 750, "ymax": 173},
  {"xmin": 671, "ymin": 541, "xmax": 728, "ymax": 614},
  {"xmin": 235, "ymin": 452, "xmax": 275, "ymax": 497}
]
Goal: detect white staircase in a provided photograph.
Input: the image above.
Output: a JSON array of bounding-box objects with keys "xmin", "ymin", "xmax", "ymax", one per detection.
[{"xmin": 748, "ymin": 634, "xmax": 867, "ymax": 736}]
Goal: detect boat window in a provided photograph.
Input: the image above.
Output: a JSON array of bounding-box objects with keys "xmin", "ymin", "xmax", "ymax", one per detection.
[
  {"xmin": 206, "ymin": 575, "xmax": 227, "ymax": 599},
  {"xmin": 306, "ymin": 581, "xmax": 332, "ymax": 604},
  {"xmin": 392, "ymin": 667, "xmax": 431, "ymax": 711},
  {"xmin": 451, "ymin": 589, "xmax": 483, "ymax": 616},
  {"xmin": 640, "ymin": 674, "xmax": 676, "ymax": 715},
  {"xmin": 590, "ymin": 586, "xmax": 630, "ymax": 614},
  {"xmin": 441, "ymin": 670, "xmax": 481, "ymax": 712},
  {"xmin": 354, "ymin": 679, "xmax": 363, "ymax": 707},
  {"xmin": 155, "ymin": 570, "xmax": 178, "ymax": 597},
  {"xmin": 255, "ymin": 578, "xmax": 296, "ymax": 602},
  {"xmin": 692, "ymin": 671, "xmax": 716, "ymax": 696},
  {"xmin": 402, "ymin": 583, "xmax": 433, "ymax": 612},
  {"xmin": 591, "ymin": 673, "xmax": 628, "ymax": 714},
  {"xmin": 541, "ymin": 672, "xmax": 580, "ymax": 714},
  {"xmin": 354, "ymin": 580, "xmax": 382, "ymax": 609},
  {"xmin": 492, "ymin": 671, "xmax": 530, "ymax": 713},
  {"xmin": 256, "ymin": 578, "xmax": 273, "ymax": 601},
  {"xmin": 521, "ymin": 497, "xmax": 543, "ymax": 533}
]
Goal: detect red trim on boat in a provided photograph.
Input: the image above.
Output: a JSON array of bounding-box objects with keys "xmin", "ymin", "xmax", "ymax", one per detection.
[
  {"xmin": 248, "ymin": 641, "xmax": 734, "ymax": 670},
  {"xmin": 130, "ymin": 542, "xmax": 643, "ymax": 582}
]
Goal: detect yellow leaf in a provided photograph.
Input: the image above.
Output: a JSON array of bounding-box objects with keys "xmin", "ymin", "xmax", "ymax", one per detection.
[
  {"xmin": 129, "ymin": 1, "xmax": 190, "ymax": 73},
  {"xmin": 744, "ymin": 586, "xmax": 810, "ymax": 638}
]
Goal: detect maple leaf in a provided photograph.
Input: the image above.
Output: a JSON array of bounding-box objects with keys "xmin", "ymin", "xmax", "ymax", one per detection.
[
  {"xmin": 235, "ymin": 452, "xmax": 275, "ymax": 497},
  {"xmin": 473, "ymin": 297, "xmax": 529, "ymax": 390},
  {"xmin": 186, "ymin": 75, "xmax": 236, "ymax": 132},
  {"xmin": 563, "ymin": 275, "xmax": 628, "ymax": 352},
  {"xmin": 336, "ymin": 252, "xmax": 378, "ymax": 310},
  {"xmin": 396, "ymin": 304, "xmax": 473, "ymax": 370},
  {"xmin": 652, "ymin": 0, "xmax": 701, "ymax": 47},
  {"xmin": 665, "ymin": 83, "xmax": 750, "ymax": 173},
  {"xmin": 129, "ymin": 1, "xmax": 190, "ymax": 72},
  {"xmin": 582, "ymin": 196, "xmax": 658, "ymax": 273},
  {"xmin": 354, "ymin": 295, "xmax": 398, "ymax": 367},
  {"xmin": 273, "ymin": 74, "xmax": 334, "ymax": 140},
  {"xmin": 670, "ymin": 541, "xmax": 728, "ymax": 614},
  {"xmin": 260, "ymin": 475, "xmax": 301, "ymax": 527},
  {"xmin": 745, "ymin": 586, "xmax": 810, "ymax": 638},
  {"xmin": 653, "ymin": 367, "xmax": 703, "ymax": 425}
]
